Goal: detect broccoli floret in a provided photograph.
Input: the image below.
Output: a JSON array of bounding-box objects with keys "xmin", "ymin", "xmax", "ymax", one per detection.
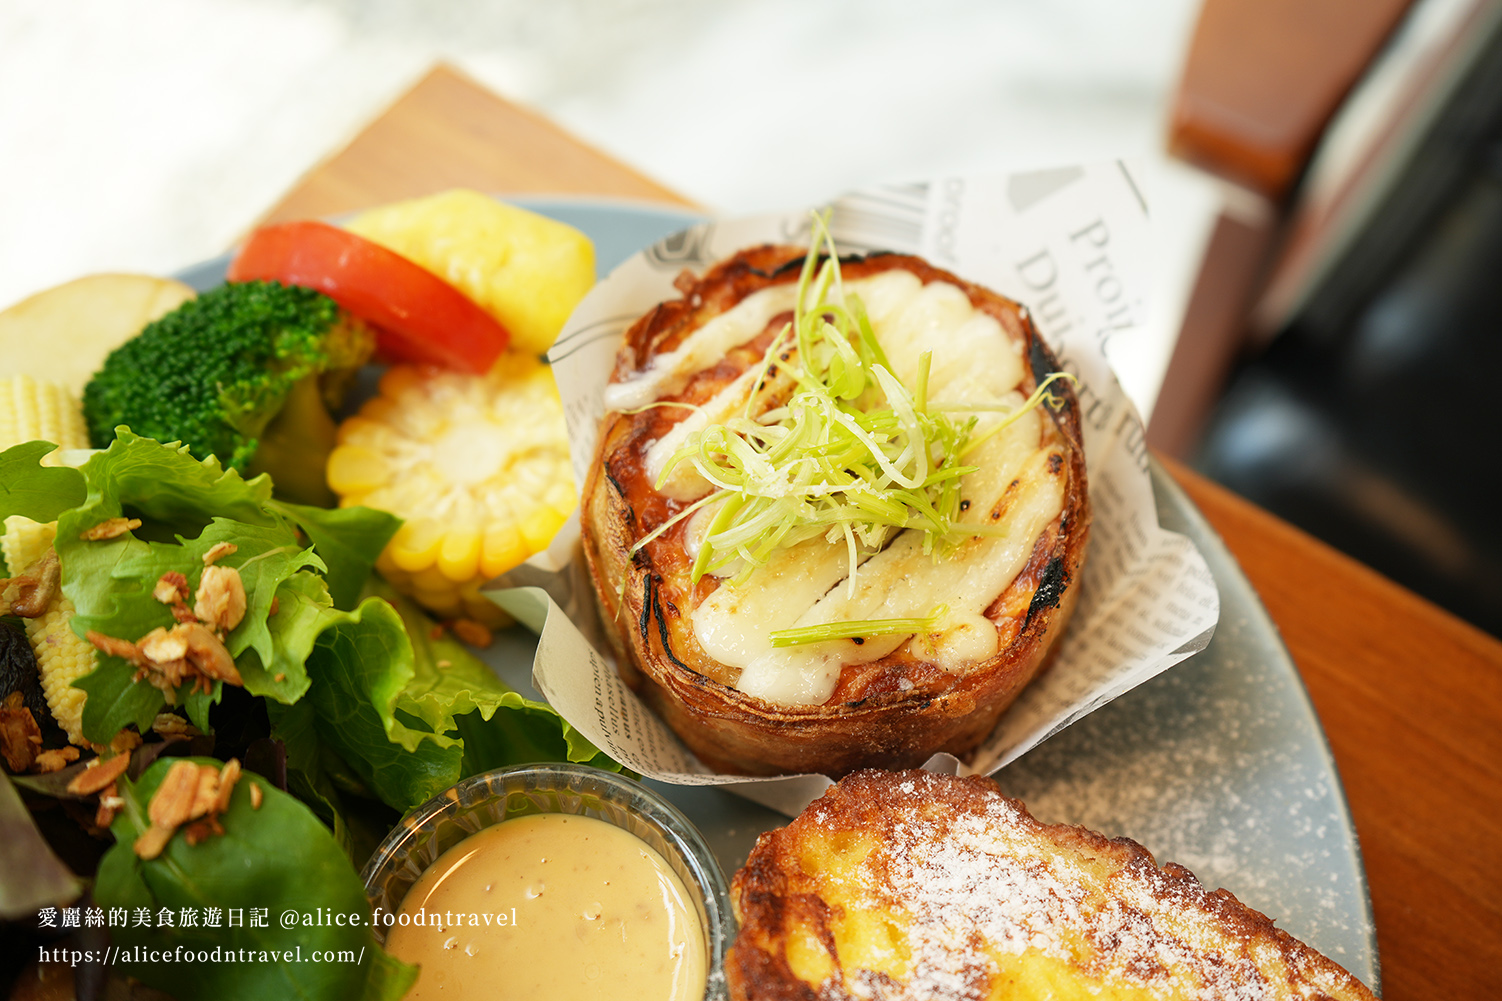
[{"xmin": 81, "ymin": 280, "xmax": 374, "ymax": 505}]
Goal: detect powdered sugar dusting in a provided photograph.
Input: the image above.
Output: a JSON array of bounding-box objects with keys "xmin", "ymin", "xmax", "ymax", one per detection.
[
  {"xmin": 991, "ymin": 609, "xmax": 1372, "ymax": 973},
  {"xmin": 771, "ymin": 771, "xmax": 1368, "ymax": 1001}
]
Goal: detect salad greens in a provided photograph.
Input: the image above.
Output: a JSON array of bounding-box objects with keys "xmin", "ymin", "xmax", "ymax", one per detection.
[
  {"xmin": 1, "ymin": 430, "xmax": 621, "ymax": 1000},
  {"xmin": 96, "ymin": 757, "xmax": 416, "ymax": 1001}
]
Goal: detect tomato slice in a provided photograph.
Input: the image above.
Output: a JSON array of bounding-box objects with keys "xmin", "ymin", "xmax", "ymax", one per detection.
[{"xmin": 227, "ymin": 220, "xmax": 509, "ymax": 372}]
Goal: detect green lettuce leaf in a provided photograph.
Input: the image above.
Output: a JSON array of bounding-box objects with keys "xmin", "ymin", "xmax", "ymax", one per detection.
[
  {"xmin": 280, "ymin": 595, "xmax": 464, "ymax": 811},
  {"xmin": 272, "ymin": 583, "xmax": 621, "ymax": 821},
  {"xmin": 45, "ymin": 432, "xmax": 396, "ymax": 743},
  {"xmin": 95, "ymin": 756, "xmax": 417, "ymax": 1001},
  {"xmin": 267, "ymin": 500, "xmax": 401, "ymax": 611},
  {"xmin": 377, "ymin": 579, "xmax": 620, "ymax": 775},
  {"xmin": 0, "ymin": 441, "xmax": 86, "ymax": 536}
]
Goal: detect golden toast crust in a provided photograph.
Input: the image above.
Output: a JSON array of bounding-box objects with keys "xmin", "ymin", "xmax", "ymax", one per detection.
[
  {"xmin": 728, "ymin": 770, "xmax": 1378, "ymax": 1001},
  {"xmin": 581, "ymin": 247, "xmax": 1090, "ymax": 777}
]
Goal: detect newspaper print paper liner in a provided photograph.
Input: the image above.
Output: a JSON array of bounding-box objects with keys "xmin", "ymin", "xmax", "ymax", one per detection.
[{"xmin": 490, "ymin": 164, "xmax": 1220, "ymax": 817}]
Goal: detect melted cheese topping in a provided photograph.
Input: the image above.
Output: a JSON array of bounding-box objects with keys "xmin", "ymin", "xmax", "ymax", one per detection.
[{"xmin": 619, "ymin": 272, "xmax": 1060, "ymax": 707}]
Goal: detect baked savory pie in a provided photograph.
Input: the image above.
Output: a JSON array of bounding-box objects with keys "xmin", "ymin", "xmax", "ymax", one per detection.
[
  {"xmin": 581, "ymin": 243, "xmax": 1088, "ymax": 776},
  {"xmin": 729, "ymin": 769, "xmax": 1379, "ymax": 1001}
]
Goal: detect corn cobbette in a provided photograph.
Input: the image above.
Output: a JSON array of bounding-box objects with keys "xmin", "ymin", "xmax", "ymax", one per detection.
[{"xmin": 329, "ymin": 355, "xmax": 577, "ymax": 627}]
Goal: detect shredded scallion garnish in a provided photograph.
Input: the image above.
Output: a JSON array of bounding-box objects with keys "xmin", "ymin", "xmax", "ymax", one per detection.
[
  {"xmin": 636, "ymin": 211, "xmax": 1073, "ymax": 645},
  {"xmin": 768, "ymin": 605, "xmax": 950, "ymax": 648}
]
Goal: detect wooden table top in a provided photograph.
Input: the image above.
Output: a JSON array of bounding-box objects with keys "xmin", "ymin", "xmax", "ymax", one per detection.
[{"xmin": 265, "ymin": 64, "xmax": 1501, "ymax": 1000}]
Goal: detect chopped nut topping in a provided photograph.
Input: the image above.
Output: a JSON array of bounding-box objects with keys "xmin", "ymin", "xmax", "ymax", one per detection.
[
  {"xmin": 194, "ymin": 565, "xmax": 247, "ymax": 633},
  {"xmin": 87, "ymin": 631, "xmax": 145, "ymax": 666},
  {"xmin": 0, "ymin": 692, "xmax": 42, "ymax": 772},
  {"xmin": 133, "ymin": 824, "xmax": 174, "ymax": 860},
  {"xmin": 95, "ymin": 782, "xmax": 122, "ymax": 828},
  {"xmin": 80, "ymin": 517, "xmax": 141, "ymax": 541},
  {"xmin": 108, "ymin": 729, "xmax": 144, "ymax": 755},
  {"xmin": 153, "ymin": 571, "xmax": 190, "ymax": 605},
  {"xmin": 448, "ymin": 618, "xmax": 493, "ymax": 648},
  {"xmin": 152, "ymin": 713, "xmax": 199, "ymax": 738},
  {"xmin": 2, "ymin": 548, "xmax": 60, "ymax": 618},
  {"xmin": 201, "ymin": 542, "xmax": 238, "ymax": 566},
  {"xmin": 214, "ymin": 758, "xmax": 240, "ymax": 814},
  {"xmin": 34, "ymin": 747, "xmax": 81, "ymax": 773},
  {"xmin": 188, "ymin": 763, "xmax": 221, "ymax": 818},
  {"xmin": 182, "ymin": 817, "xmax": 223, "ymax": 846},
  {"xmin": 148, "ymin": 760, "xmax": 202, "ymax": 831},
  {"xmin": 138, "ymin": 626, "xmax": 189, "ymax": 665},
  {"xmin": 93, "ymin": 620, "xmax": 244, "ymax": 698},
  {"xmin": 134, "ymin": 758, "xmax": 244, "ymax": 860},
  {"xmin": 179, "ymin": 623, "xmax": 242, "ymax": 688},
  {"xmin": 249, "ymin": 783, "xmax": 263, "ymax": 810},
  {"xmin": 66, "ymin": 752, "xmax": 132, "ymax": 795},
  {"xmin": 170, "ymin": 603, "xmax": 199, "ymax": 624}
]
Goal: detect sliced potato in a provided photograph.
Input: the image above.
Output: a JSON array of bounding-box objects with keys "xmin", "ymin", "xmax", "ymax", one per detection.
[
  {"xmin": 0, "ymin": 274, "xmax": 195, "ymax": 393},
  {"xmin": 346, "ymin": 189, "xmax": 595, "ymax": 356}
]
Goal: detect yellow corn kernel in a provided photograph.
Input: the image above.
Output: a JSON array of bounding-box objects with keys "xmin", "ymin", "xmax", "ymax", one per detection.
[
  {"xmin": 519, "ymin": 505, "xmax": 568, "ymax": 553},
  {"xmin": 408, "ymin": 563, "xmax": 457, "ymax": 594},
  {"xmin": 410, "ymin": 587, "xmax": 464, "ymax": 618},
  {"xmin": 2, "ymin": 516, "xmax": 93, "ymax": 745},
  {"xmin": 335, "ymin": 415, "xmax": 389, "ymax": 448},
  {"xmin": 1, "ymin": 374, "xmax": 89, "ymax": 456},
  {"xmin": 480, "ymin": 521, "xmax": 527, "ymax": 579},
  {"xmin": 436, "ymin": 527, "xmax": 482, "ymax": 583},
  {"xmin": 390, "ymin": 518, "xmax": 445, "ymax": 573},
  {"xmin": 326, "ymin": 444, "xmax": 390, "ymax": 494}
]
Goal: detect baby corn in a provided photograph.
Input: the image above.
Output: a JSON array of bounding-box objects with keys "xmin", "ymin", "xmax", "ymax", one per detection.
[
  {"xmin": 3, "ymin": 517, "xmax": 92, "ymax": 746},
  {"xmin": 2, "ymin": 376, "xmax": 94, "ymax": 745},
  {"xmin": 1, "ymin": 374, "xmax": 89, "ymax": 459}
]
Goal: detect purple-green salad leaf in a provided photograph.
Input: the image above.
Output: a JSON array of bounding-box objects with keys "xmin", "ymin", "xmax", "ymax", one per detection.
[
  {"xmin": 95, "ymin": 757, "xmax": 416, "ymax": 1001},
  {"xmin": 0, "ymin": 771, "xmax": 83, "ymax": 919}
]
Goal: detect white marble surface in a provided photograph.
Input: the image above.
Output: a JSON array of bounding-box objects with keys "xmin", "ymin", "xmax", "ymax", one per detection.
[{"xmin": 0, "ymin": 0, "xmax": 1220, "ymax": 416}]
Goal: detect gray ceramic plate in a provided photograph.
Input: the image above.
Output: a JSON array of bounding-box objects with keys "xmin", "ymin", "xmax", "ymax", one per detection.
[{"xmin": 183, "ymin": 198, "xmax": 1378, "ymax": 992}]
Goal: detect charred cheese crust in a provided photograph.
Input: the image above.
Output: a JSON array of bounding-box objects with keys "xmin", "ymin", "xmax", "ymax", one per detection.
[
  {"xmin": 580, "ymin": 246, "xmax": 1089, "ymax": 776},
  {"xmin": 729, "ymin": 770, "xmax": 1378, "ymax": 1001}
]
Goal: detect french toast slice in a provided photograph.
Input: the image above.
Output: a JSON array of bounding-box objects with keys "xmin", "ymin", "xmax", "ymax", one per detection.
[{"xmin": 729, "ymin": 769, "xmax": 1377, "ymax": 1001}]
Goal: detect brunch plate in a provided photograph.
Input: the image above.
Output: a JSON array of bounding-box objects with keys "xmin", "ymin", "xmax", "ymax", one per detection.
[{"xmin": 180, "ymin": 198, "xmax": 1379, "ymax": 992}]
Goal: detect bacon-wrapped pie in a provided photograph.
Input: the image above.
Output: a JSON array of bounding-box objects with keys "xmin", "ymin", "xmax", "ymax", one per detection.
[{"xmin": 581, "ymin": 237, "xmax": 1088, "ymax": 776}]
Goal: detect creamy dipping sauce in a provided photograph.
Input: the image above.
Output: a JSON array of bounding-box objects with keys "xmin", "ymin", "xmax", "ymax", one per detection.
[{"xmin": 387, "ymin": 813, "xmax": 707, "ymax": 1000}]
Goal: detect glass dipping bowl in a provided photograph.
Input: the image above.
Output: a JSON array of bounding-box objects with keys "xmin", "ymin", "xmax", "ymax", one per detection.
[{"xmin": 361, "ymin": 763, "xmax": 733, "ymax": 1000}]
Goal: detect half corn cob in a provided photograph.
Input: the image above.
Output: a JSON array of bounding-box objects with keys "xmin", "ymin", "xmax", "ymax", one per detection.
[
  {"xmin": 2, "ymin": 376, "xmax": 96, "ymax": 746},
  {"xmin": 328, "ymin": 354, "xmax": 577, "ymax": 628}
]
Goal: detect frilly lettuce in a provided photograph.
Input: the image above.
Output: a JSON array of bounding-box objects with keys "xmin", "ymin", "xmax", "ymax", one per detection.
[{"xmin": 1, "ymin": 429, "xmax": 618, "ymax": 817}]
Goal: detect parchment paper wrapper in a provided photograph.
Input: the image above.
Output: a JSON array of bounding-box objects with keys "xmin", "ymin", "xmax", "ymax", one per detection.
[{"xmin": 489, "ymin": 164, "xmax": 1220, "ymax": 816}]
